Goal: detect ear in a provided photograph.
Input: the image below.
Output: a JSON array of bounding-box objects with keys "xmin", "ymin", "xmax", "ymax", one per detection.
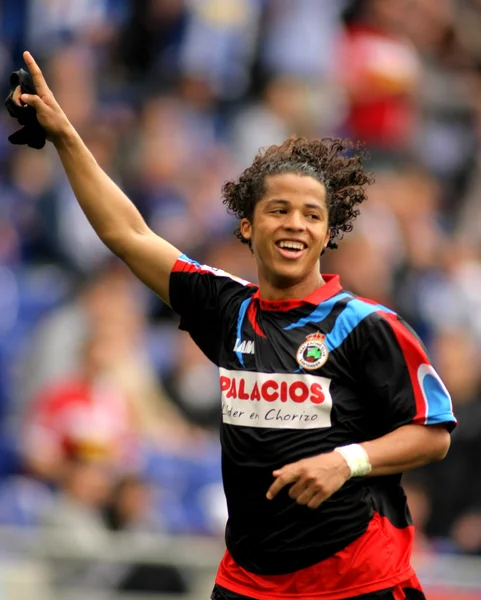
[
  {"xmin": 323, "ymin": 230, "xmax": 331, "ymax": 249},
  {"xmin": 240, "ymin": 218, "xmax": 252, "ymax": 242}
]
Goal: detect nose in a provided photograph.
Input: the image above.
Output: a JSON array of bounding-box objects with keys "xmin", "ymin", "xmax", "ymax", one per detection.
[{"xmin": 283, "ymin": 210, "xmax": 305, "ymax": 231}]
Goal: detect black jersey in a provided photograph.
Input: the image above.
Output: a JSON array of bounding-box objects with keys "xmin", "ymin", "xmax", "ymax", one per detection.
[{"xmin": 170, "ymin": 254, "xmax": 456, "ymax": 594}]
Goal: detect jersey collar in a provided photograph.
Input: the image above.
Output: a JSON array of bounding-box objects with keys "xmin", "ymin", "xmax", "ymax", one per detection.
[{"xmin": 253, "ymin": 275, "xmax": 342, "ymax": 312}]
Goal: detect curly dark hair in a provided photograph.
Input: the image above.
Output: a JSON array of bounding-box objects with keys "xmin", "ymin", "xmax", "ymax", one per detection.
[{"xmin": 222, "ymin": 136, "xmax": 373, "ymax": 251}]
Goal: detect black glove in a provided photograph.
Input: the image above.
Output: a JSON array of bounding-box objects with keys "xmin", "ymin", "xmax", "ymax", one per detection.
[{"xmin": 5, "ymin": 68, "xmax": 46, "ymax": 149}]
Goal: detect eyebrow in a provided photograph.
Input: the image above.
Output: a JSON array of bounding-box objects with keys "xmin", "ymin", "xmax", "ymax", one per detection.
[{"xmin": 266, "ymin": 199, "xmax": 324, "ymax": 211}]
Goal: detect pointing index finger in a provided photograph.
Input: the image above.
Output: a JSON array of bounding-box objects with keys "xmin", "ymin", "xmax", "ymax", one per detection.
[
  {"xmin": 266, "ymin": 470, "xmax": 298, "ymax": 500},
  {"xmin": 23, "ymin": 51, "xmax": 50, "ymax": 95}
]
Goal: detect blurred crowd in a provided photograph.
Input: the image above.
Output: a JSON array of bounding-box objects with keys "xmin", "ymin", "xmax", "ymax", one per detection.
[{"xmin": 1, "ymin": 0, "xmax": 481, "ymax": 591}]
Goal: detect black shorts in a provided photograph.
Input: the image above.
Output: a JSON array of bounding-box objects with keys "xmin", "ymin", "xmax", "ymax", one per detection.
[{"xmin": 210, "ymin": 583, "xmax": 427, "ymax": 600}]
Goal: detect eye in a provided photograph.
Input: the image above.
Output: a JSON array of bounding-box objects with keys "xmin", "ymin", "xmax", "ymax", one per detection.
[
  {"xmin": 306, "ymin": 213, "xmax": 320, "ymax": 220},
  {"xmin": 271, "ymin": 209, "xmax": 287, "ymax": 215}
]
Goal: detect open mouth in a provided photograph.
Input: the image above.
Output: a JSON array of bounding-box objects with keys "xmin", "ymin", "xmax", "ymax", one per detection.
[{"xmin": 275, "ymin": 240, "xmax": 307, "ymax": 259}]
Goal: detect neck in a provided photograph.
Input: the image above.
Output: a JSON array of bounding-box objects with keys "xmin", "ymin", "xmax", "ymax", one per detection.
[{"xmin": 258, "ymin": 272, "xmax": 325, "ymax": 301}]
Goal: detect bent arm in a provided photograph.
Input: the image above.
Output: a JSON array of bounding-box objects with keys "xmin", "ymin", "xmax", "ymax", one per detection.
[
  {"xmin": 266, "ymin": 424, "xmax": 451, "ymax": 507},
  {"xmin": 53, "ymin": 129, "xmax": 181, "ymax": 303},
  {"xmin": 360, "ymin": 423, "xmax": 451, "ymax": 477}
]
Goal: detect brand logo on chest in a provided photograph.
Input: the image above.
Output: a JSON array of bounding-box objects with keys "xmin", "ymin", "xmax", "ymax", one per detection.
[{"xmin": 234, "ymin": 338, "xmax": 255, "ymax": 354}]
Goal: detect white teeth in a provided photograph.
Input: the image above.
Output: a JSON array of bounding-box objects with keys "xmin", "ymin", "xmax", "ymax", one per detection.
[{"xmin": 278, "ymin": 241, "xmax": 305, "ymax": 250}]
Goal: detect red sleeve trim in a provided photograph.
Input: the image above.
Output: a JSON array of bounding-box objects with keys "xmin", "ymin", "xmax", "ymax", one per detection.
[
  {"xmin": 378, "ymin": 311, "xmax": 428, "ymax": 425},
  {"xmin": 172, "ymin": 258, "xmax": 210, "ymax": 275},
  {"xmin": 172, "ymin": 255, "xmax": 254, "ymax": 285}
]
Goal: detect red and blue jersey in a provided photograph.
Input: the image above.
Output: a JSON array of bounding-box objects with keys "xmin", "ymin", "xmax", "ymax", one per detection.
[{"xmin": 170, "ymin": 254, "xmax": 456, "ymax": 599}]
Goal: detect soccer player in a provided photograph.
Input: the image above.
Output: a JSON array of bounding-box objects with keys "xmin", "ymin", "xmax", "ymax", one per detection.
[{"xmin": 14, "ymin": 52, "xmax": 456, "ymax": 600}]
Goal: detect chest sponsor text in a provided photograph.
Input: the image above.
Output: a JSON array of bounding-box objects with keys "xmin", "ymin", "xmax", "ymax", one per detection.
[{"xmin": 219, "ymin": 368, "xmax": 332, "ymax": 429}]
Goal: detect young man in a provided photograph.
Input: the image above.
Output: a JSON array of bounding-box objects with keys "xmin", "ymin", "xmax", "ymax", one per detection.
[{"xmin": 14, "ymin": 52, "xmax": 455, "ymax": 600}]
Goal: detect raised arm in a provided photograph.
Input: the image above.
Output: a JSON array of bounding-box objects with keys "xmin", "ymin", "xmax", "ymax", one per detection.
[{"xmin": 16, "ymin": 51, "xmax": 181, "ymax": 305}]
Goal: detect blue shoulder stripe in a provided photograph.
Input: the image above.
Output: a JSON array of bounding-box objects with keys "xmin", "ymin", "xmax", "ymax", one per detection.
[
  {"xmin": 283, "ymin": 292, "xmax": 352, "ymax": 331},
  {"xmin": 324, "ymin": 299, "xmax": 395, "ymax": 353}
]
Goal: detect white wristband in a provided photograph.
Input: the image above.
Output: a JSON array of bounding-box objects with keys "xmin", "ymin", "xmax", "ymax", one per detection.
[{"xmin": 334, "ymin": 444, "xmax": 372, "ymax": 478}]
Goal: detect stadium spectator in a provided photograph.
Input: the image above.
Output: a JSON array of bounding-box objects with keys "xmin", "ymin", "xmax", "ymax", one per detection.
[
  {"xmin": 21, "ymin": 326, "xmax": 141, "ymax": 482},
  {"xmin": 102, "ymin": 474, "xmax": 188, "ymax": 593}
]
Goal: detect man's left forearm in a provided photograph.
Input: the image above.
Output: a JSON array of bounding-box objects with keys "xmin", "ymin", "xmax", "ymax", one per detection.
[
  {"xmin": 360, "ymin": 423, "xmax": 451, "ymax": 477},
  {"xmin": 266, "ymin": 423, "xmax": 451, "ymax": 509}
]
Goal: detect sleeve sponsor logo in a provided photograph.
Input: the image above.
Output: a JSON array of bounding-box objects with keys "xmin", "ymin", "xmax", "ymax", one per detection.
[
  {"xmin": 219, "ymin": 368, "xmax": 332, "ymax": 429},
  {"xmin": 417, "ymin": 363, "xmax": 454, "ymax": 423}
]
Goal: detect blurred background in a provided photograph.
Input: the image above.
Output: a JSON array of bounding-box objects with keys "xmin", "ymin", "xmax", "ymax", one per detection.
[{"xmin": 0, "ymin": 0, "xmax": 481, "ymax": 598}]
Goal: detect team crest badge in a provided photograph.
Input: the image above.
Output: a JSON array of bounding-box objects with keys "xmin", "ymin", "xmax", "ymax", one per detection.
[{"xmin": 296, "ymin": 332, "xmax": 329, "ymax": 370}]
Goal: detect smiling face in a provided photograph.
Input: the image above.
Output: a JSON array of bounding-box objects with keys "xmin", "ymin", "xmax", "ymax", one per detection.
[{"xmin": 240, "ymin": 172, "xmax": 330, "ymax": 300}]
